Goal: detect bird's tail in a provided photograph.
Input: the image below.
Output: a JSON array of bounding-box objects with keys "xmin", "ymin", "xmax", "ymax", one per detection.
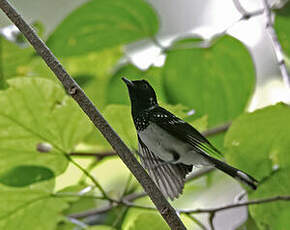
[{"xmin": 212, "ymin": 158, "xmax": 258, "ymax": 190}]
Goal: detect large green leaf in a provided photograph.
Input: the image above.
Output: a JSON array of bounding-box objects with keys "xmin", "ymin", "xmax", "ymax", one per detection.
[
  {"xmin": 103, "ymin": 104, "xmax": 136, "ymax": 148},
  {"xmin": 0, "ymin": 36, "xmax": 34, "ymax": 81},
  {"xmin": 127, "ymin": 212, "xmax": 169, "ymax": 230},
  {"xmin": 163, "ymin": 35, "xmax": 255, "ymax": 147},
  {"xmin": 47, "ymin": 0, "xmax": 159, "ymax": 57},
  {"xmin": 249, "ymin": 168, "xmax": 290, "ymax": 230},
  {"xmin": 163, "ymin": 35, "xmax": 255, "ymax": 126},
  {"xmin": 0, "ymin": 187, "xmax": 68, "ymax": 230},
  {"xmin": 0, "ymin": 78, "xmax": 92, "ymax": 178},
  {"xmin": 63, "ymin": 47, "xmax": 123, "ymax": 109},
  {"xmin": 224, "ymin": 103, "xmax": 290, "ymax": 229},
  {"xmin": 275, "ymin": 2, "xmax": 290, "ymax": 56}
]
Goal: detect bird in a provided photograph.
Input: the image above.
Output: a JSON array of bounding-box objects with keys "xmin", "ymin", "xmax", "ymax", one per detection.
[{"xmin": 122, "ymin": 77, "xmax": 258, "ymax": 200}]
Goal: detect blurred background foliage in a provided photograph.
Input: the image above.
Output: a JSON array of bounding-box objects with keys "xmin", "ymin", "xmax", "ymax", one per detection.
[{"xmin": 0, "ymin": 0, "xmax": 290, "ymax": 229}]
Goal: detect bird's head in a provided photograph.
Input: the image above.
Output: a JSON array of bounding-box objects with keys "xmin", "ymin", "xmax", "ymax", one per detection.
[{"xmin": 122, "ymin": 77, "xmax": 158, "ymax": 115}]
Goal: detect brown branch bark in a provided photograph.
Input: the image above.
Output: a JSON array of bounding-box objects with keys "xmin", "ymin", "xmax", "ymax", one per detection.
[{"xmin": 0, "ymin": 1, "xmax": 186, "ymax": 229}]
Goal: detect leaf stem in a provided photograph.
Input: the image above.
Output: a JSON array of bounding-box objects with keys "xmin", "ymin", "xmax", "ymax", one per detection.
[
  {"xmin": 182, "ymin": 213, "xmax": 207, "ymax": 230},
  {"xmin": 66, "ymin": 154, "xmax": 108, "ymax": 199}
]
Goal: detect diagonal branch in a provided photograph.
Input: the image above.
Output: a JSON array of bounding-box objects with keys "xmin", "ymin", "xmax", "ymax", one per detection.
[{"xmin": 0, "ymin": 1, "xmax": 186, "ymax": 229}]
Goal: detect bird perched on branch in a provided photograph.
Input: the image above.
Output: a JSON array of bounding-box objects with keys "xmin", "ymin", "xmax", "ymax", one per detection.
[{"xmin": 122, "ymin": 77, "xmax": 258, "ymax": 200}]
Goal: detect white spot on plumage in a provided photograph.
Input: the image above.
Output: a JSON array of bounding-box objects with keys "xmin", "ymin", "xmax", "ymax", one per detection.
[{"xmin": 236, "ymin": 171, "xmax": 250, "ymax": 181}]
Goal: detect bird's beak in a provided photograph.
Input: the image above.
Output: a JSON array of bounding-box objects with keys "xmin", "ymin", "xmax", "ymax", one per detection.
[{"xmin": 122, "ymin": 77, "xmax": 134, "ymax": 87}]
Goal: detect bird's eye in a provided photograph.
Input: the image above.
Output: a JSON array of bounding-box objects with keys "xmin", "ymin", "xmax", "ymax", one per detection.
[{"xmin": 143, "ymin": 84, "xmax": 148, "ymax": 89}]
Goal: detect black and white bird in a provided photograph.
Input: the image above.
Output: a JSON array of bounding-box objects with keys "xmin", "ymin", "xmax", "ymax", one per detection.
[{"xmin": 122, "ymin": 77, "xmax": 258, "ymax": 200}]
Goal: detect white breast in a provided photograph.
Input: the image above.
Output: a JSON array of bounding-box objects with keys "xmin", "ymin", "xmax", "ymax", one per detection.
[{"xmin": 138, "ymin": 122, "xmax": 211, "ymax": 166}]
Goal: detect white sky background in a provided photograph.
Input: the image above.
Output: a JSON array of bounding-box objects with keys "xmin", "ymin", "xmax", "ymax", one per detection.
[{"xmin": 0, "ymin": 0, "xmax": 290, "ymax": 229}]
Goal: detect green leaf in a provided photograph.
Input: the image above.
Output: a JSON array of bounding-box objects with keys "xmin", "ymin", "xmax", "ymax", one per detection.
[
  {"xmin": 225, "ymin": 103, "xmax": 290, "ymax": 179},
  {"xmin": 0, "ymin": 165, "xmax": 54, "ymax": 187},
  {"xmin": 163, "ymin": 36, "xmax": 255, "ymax": 147},
  {"xmin": 24, "ymin": 47, "xmax": 122, "ymax": 110},
  {"xmin": 0, "ymin": 78, "xmax": 92, "ymax": 177},
  {"xmin": 190, "ymin": 114, "xmax": 208, "ymax": 132},
  {"xmin": 127, "ymin": 212, "xmax": 169, "ymax": 230},
  {"xmin": 249, "ymin": 168, "xmax": 290, "ymax": 230},
  {"xmin": 88, "ymin": 226, "xmax": 117, "ymax": 230},
  {"xmin": 106, "ymin": 64, "xmax": 166, "ymax": 106},
  {"xmin": 224, "ymin": 103, "xmax": 290, "ymax": 229},
  {"xmin": 88, "ymin": 206, "xmax": 129, "ymax": 229},
  {"xmin": 47, "ymin": 0, "xmax": 159, "ymax": 57},
  {"xmin": 0, "ymin": 187, "xmax": 68, "ymax": 230},
  {"xmin": 0, "ymin": 36, "xmax": 34, "ymax": 79},
  {"xmin": 63, "ymin": 47, "xmax": 123, "ymax": 109},
  {"xmin": 275, "ymin": 10, "xmax": 290, "ymax": 56},
  {"xmin": 103, "ymin": 104, "xmax": 136, "ymax": 148},
  {"xmin": 60, "ymin": 185, "xmax": 99, "ymax": 215}
]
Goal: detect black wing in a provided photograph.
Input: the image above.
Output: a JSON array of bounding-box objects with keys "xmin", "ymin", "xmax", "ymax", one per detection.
[
  {"xmin": 149, "ymin": 106, "xmax": 223, "ymax": 160},
  {"xmin": 138, "ymin": 135, "xmax": 192, "ymax": 200}
]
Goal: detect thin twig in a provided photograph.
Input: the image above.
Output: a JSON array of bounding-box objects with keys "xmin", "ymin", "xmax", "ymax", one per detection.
[
  {"xmin": 70, "ymin": 203, "xmax": 114, "ymax": 219},
  {"xmin": 70, "ymin": 151, "xmax": 116, "ymax": 158},
  {"xmin": 181, "ymin": 195, "xmax": 290, "ymax": 214},
  {"xmin": 0, "ymin": 1, "xmax": 185, "ymax": 229},
  {"xmin": 121, "ymin": 174, "xmax": 133, "ymax": 197},
  {"xmin": 66, "ymin": 155, "xmax": 108, "ymax": 199},
  {"xmin": 119, "ymin": 195, "xmax": 290, "ymax": 217},
  {"xmin": 262, "ymin": 0, "xmax": 290, "ymax": 87},
  {"xmin": 233, "ymin": 0, "xmax": 250, "ymax": 18},
  {"xmin": 232, "ymin": 0, "xmax": 265, "ymax": 20},
  {"xmin": 209, "ymin": 212, "xmax": 215, "ymax": 230},
  {"xmin": 202, "ymin": 122, "xmax": 231, "ymax": 137},
  {"xmin": 183, "ymin": 213, "xmax": 207, "ymax": 230},
  {"xmin": 67, "ymin": 217, "xmax": 88, "ymax": 229},
  {"xmin": 153, "ymin": 7, "xmax": 264, "ymax": 52},
  {"xmin": 68, "ymin": 167, "xmax": 215, "ymax": 219},
  {"xmin": 65, "ymin": 192, "xmax": 290, "ymax": 228}
]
